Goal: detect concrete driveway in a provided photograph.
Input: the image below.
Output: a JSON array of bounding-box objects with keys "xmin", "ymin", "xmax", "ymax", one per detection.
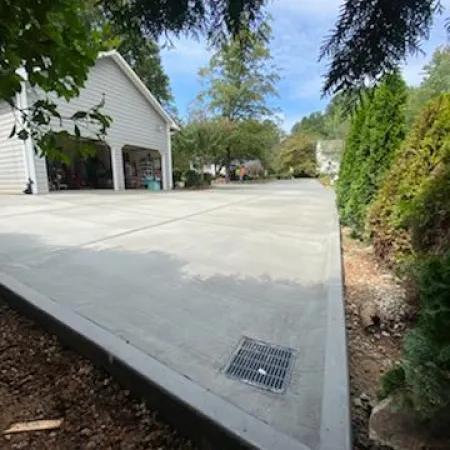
[{"xmin": 0, "ymin": 180, "xmax": 349, "ymax": 450}]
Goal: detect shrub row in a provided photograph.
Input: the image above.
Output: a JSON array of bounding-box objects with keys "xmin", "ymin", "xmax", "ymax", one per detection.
[{"xmin": 337, "ymin": 72, "xmax": 407, "ymax": 235}]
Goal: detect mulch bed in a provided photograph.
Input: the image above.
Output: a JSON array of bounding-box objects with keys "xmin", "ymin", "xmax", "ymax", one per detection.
[
  {"xmin": 342, "ymin": 228, "xmax": 404, "ymax": 450},
  {"xmin": 0, "ymin": 299, "xmax": 195, "ymax": 450}
]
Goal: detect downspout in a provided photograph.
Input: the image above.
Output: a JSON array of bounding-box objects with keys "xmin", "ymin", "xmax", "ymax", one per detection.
[{"xmin": 16, "ymin": 69, "xmax": 38, "ymax": 194}]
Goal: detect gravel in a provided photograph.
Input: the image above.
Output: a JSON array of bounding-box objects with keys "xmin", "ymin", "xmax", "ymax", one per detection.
[
  {"xmin": 0, "ymin": 299, "xmax": 195, "ymax": 450},
  {"xmin": 342, "ymin": 228, "xmax": 406, "ymax": 450}
]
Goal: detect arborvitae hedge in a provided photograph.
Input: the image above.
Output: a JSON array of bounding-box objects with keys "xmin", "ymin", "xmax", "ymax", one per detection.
[
  {"xmin": 367, "ymin": 93, "xmax": 450, "ymax": 267},
  {"xmin": 371, "ymin": 94, "xmax": 450, "ymax": 419},
  {"xmin": 337, "ymin": 97, "xmax": 369, "ymax": 225},
  {"xmin": 337, "ymin": 73, "xmax": 407, "ymax": 234}
]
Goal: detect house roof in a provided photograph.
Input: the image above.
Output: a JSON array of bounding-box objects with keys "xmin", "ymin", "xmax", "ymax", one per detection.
[{"xmin": 98, "ymin": 50, "xmax": 179, "ymax": 131}]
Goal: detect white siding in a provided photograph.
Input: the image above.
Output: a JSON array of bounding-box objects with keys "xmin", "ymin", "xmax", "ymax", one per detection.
[
  {"xmin": 50, "ymin": 57, "xmax": 169, "ymax": 190},
  {"xmin": 33, "ymin": 151, "xmax": 49, "ymax": 193},
  {"xmin": 0, "ymin": 101, "xmax": 27, "ymax": 192},
  {"xmin": 26, "ymin": 88, "xmax": 49, "ymax": 193}
]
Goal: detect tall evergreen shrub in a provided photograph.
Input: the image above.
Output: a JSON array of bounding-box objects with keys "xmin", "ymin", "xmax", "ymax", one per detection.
[
  {"xmin": 368, "ymin": 94, "xmax": 450, "ymax": 266},
  {"xmin": 337, "ymin": 72, "xmax": 407, "ymax": 234}
]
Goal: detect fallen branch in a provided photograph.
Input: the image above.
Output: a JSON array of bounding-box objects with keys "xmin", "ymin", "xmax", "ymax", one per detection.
[{"xmin": 3, "ymin": 419, "xmax": 63, "ymax": 434}]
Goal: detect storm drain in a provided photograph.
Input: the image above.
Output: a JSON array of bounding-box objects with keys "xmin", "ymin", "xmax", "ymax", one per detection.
[{"xmin": 223, "ymin": 337, "xmax": 295, "ymax": 393}]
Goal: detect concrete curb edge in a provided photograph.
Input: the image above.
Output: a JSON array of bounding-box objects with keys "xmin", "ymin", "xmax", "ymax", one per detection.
[{"xmin": 319, "ymin": 205, "xmax": 352, "ymax": 450}]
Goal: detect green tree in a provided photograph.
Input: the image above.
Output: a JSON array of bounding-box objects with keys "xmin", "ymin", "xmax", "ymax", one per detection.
[
  {"xmin": 321, "ymin": 0, "xmax": 442, "ymax": 94},
  {"xmin": 336, "ymin": 98, "xmax": 369, "ymax": 223},
  {"xmin": 291, "ymin": 94, "xmax": 351, "ymax": 140},
  {"xmin": 338, "ymin": 72, "xmax": 407, "ymax": 234},
  {"xmin": 0, "ymin": 0, "xmax": 112, "ymax": 157},
  {"xmin": 172, "ymin": 120, "xmax": 224, "ymax": 177},
  {"xmin": 84, "ymin": 4, "xmax": 176, "ymax": 114},
  {"xmin": 291, "ymin": 112, "xmax": 327, "ymax": 138},
  {"xmin": 406, "ymin": 46, "xmax": 450, "ymax": 128},
  {"xmin": 1, "ymin": 0, "xmax": 265, "ymax": 155},
  {"xmin": 276, "ymin": 133, "xmax": 317, "ymax": 178},
  {"xmin": 368, "ymin": 93, "xmax": 450, "ymax": 266},
  {"xmin": 173, "ymin": 117, "xmax": 281, "ymax": 177},
  {"xmin": 226, "ymin": 119, "xmax": 281, "ymax": 168},
  {"xmin": 197, "ymin": 23, "xmax": 279, "ymax": 178}
]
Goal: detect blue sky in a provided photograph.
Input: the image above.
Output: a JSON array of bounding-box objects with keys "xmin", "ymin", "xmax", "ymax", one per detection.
[{"xmin": 161, "ymin": 0, "xmax": 450, "ymax": 132}]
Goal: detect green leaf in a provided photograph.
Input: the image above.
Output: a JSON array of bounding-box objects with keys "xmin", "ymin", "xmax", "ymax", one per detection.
[
  {"xmin": 71, "ymin": 111, "xmax": 87, "ymax": 120},
  {"xmin": 17, "ymin": 129, "xmax": 29, "ymax": 140},
  {"xmin": 9, "ymin": 125, "xmax": 16, "ymax": 138}
]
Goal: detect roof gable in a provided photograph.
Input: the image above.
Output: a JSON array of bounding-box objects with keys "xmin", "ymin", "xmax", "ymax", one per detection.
[{"xmin": 98, "ymin": 50, "xmax": 178, "ymax": 130}]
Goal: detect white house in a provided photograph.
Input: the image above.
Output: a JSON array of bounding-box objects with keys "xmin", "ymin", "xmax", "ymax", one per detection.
[
  {"xmin": 316, "ymin": 139, "xmax": 344, "ymax": 178},
  {"xmin": 0, "ymin": 50, "xmax": 178, "ymax": 194}
]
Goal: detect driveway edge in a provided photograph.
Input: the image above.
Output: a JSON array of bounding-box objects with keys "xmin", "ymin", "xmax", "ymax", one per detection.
[
  {"xmin": 0, "ymin": 272, "xmax": 310, "ymax": 450},
  {"xmin": 319, "ymin": 207, "xmax": 352, "ymax": 450}
]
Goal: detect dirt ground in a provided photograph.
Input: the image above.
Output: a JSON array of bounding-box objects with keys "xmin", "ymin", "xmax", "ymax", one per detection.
[
  {"xmin": 342, "ymin": 228, "xmax": 405, "ymax": 450},
  {"xmin": 0, "ymin": 300, "xmax": 195, "ymax": 450}
]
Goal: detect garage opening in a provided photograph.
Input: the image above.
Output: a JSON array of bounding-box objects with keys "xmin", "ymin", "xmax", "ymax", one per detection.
[
  {"xmin": 47, "ymin": 136, "xmax": 113, "ymax": 191},
  {"xmin": 122, "ymin": 146, "xmax": 162, "ymax": 191}
]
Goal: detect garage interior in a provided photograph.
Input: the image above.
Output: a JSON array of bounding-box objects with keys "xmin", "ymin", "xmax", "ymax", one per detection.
[
  {"xmin": 46, "ymin": 137, "xmax": 113, "ymax": 191},
  {"xmin": 122, "ymin": 146, "xmax": 162, "ymax": 191}
]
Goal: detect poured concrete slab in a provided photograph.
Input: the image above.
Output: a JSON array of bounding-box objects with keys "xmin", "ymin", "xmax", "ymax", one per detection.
[{"xmin": 0, "ymin": 180, "xmax": 350, "ymax": 450}]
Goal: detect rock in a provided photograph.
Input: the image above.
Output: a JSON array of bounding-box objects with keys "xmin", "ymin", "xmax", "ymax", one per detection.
[
  {"xmin": 369, "ymin": 395, "xmax": 448, "ymax": 450},
  {"xmin": 360, "ymin": 392, "xmax": 370, "ymax": 402},
  {"xmin": 359, "ymin": 302, "xmax": 379, "ymax": 329},
  {"xmin": 353, "ymin": 397, "xmax": 363, "ymax": 408},
  {"xmin": 80, "ymin": 428, "xmax": 91, "ymax": 436},
  {"xmin": 382, "ymin": 330, "xmax": 390, "ymax": 337}
]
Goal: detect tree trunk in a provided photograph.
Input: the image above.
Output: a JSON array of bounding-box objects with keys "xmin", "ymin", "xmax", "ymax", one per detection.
[{"xmin": 225, "ymin": 148, "xmax": 231, "ymax": 183}]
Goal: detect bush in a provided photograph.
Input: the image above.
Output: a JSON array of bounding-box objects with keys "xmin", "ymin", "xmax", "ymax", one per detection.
[
  {"xmin": 373, "ymin": 94, "xmax": 450, "ymax": 422},
  {"xmin": 367, "ymin": 94, "xmax": 450, "ymax": 267},
  {"xmin": 184, "ymin": 169, "xmax": 201, "ymax": 187},
  {"xmin": 203, "ymin": 173, "xmax": 214, "ymax": 185},
  {"xmin": 381, "ymin": 253, "xmax": 450, "ymax": 419},
  {"xmin": 173, "ymin": 169, "xmax": 182, "ymax": 184}
]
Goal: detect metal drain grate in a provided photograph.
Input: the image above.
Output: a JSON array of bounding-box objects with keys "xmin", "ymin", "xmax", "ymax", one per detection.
[{"xmin": 223, "ymin": 337, "xmax": 295, "ymax": 393}]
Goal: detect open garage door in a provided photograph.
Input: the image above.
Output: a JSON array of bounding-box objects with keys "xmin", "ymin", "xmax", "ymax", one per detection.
[
  {"xmin": 122, "ymin": 146, "xmax": 162, "ymax": 191},
  {"xmin": 47, "ymin": 137, "xmax": 113, "ymax": 191}
]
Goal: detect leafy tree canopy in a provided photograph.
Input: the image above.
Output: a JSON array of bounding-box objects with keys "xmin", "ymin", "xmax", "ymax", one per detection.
[
  {"xmin": 196, "ymin": 21, "xmax": 279, "ymax": 177},
  {"xmin": 1, "ymin": 0, "xmax": 266, "ymax": 155},
  {"xmin": 275, "ymin": 133, "xmax": 317, "ymax": 178},
  {"xmin": 84, "ymin": 4, "xmax": 176, "ymax": 115},
  {"xmin": 406, "ymin": 45, "xmax": 450, "ymax": 128},
  {"xmin": 173, "ymin": 117, "xmax": 281, "ymax": 173},
  {"xmin": 197, "ymin": 22, "xmax": 279, "ymax": 121},
  {"xmin": 291, "ymin": 94, "xmax": 351, "ymax": 140}
]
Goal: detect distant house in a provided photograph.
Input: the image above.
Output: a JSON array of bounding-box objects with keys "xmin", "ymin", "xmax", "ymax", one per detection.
[
  {"xmin": 0, "ymin": 50, "xmax": 178, "ymax": 193},
  {"xmin": 191, "ymin": 159, "xmax": 265, "ymax": 178},
  {"xmin": 316, "ymin": 140, "xmax": 344, "ymax": 177}
]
